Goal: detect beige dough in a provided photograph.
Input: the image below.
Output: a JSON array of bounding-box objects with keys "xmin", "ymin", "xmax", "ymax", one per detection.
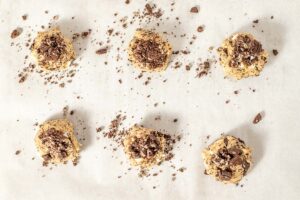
[
  {"xmin": 128, "ymin": 29, "xmax": 172, "ymax": 72},
  {"xmin": 202, "ymin": 135, "xmax": 252, "ymax": 184},
  {"xmin": 217, "ymin": 32, "xmax": 268, "ymax": 79},
  {"xmin": 31, "ymin": 27, "xmax": 75, "ymax": 71},
  {"xmin": 35, "ymin": 119, "xmax": 80, "ymax": 166},
  {"xmin": 123, "ymin": 125, "xmax": 172, "ymax": 168}
]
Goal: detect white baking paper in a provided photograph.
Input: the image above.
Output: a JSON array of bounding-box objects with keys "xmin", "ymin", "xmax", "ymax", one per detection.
[{"xmin": 0, "ymin": 0, "xmax": 300, "ymax": 199}]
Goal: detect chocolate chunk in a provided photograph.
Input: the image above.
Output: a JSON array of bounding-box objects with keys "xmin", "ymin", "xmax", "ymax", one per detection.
[
  {"xmin": 230, "ymin": 156, "xmax": 243, "ymax": 166},
  {"xmin": 272, "ymin": 49, "xmax": 278, "ymax": 56},
  {"xmin": 224, "ymin": 137, "xmax": 229, "ymax": 146},
  {"xmin": 190, "ymin": 6, "xmax": 199, "ymax": 13},
  {"xmin": 133, "ymin": 39, "xmax": 167, "ymax": 68},
  {"xmin": 228, "ymin": 147, "xmax": 242, "ymax": 155},
  {"xmin": 130, "ymin": 131, "xmax": 161, "ymax": 159},
  {"xmin": 96, "ymin": 48, "xmax": 108, "ymax": 55},
  {"xmin": 15, "ymin": 150, "xmax": 21, "ymax": 155},
  {"xmin": 242, "ymin": 161, "xmax": 250, "ymax": 175},
  {"xmin": 197, "ymin": 26, "xmax": 204, "ymax": 32},
  {"xmin": 230, "ymin": 35, "xmax": 263, "ymax": 67},
  {"xmin": 11, "ymin": 28, "xmax": 22, "ymax": 39},
  {"xmin": 39, "ymin": 128, "xmax": 70, "ymax": 161},
  {"xmin": 253, "ymin": 113, "xmax": 262, "ymax": 124},
  {"xmin": 219, "ymin": 169, "xmax": 232, "ymax": 180},
  {"xmin": 22, "ymin": 15, "xmax": 28, "ymax": 20},
  {"xmin": 37, "ymin": 35, "xmax": 66, "ymax": 62}
]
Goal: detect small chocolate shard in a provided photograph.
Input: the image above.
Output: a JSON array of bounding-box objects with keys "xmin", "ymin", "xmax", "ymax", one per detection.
[
  {"xmin": 96, "ymin": 48, "xmax": 108, "ymax": 55},
  {"xmin": 190, "ymin": 6, "xmax": 199, "ymax": 13},
  {"xmin": 253, "ymin": 113, "xmax": 262, "ymax": 124},
  {"xmin": 272, "ymin": 49, "xmax": 278, "ymax": 56},
  {"xmin": 11, "ymin": 28, "xmax": 22, "ymax": 39}
]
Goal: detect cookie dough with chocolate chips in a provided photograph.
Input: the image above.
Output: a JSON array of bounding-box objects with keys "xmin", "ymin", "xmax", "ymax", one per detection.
[
  {"xmin": 123, "ymin": 125, "xmax": 173, "ymax": 168},
  {"xmin": 217, "ymin": 33, "xmax": 268, "ymax": 79},
  {"xmin": 202, "ymin": 135, "xmax": 252, "ymax": 184},
  {"xmin": 31, "ymin": 28, "xmax": 75, "ymax": 71},
  {"xmin": 35, "ymin": 119, "xmax": 80, "ymax": 166},
  {"xmin": 128, "ymin": 29, "xmax": 172, "ymax": 72}
]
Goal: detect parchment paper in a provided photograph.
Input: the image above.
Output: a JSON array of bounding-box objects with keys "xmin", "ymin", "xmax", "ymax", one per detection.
[{"xmin": 0, "ymin": 0, "xmax": 300, "ymax": 199}]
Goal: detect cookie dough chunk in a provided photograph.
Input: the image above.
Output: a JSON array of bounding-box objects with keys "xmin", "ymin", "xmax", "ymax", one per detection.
[
  {"xmin": 128, "ymin": 29, "xmax": 172, "ymax": 72},
  {"xmin": 123, "ymin": 125, "xmax": 173, "ymax": 168},
  {"xmin": 217, "ymin": 33, "xmax": 268, "ymax": 79},
  {"xmin": 31, "ymin": 28, "xmax": 75, "ymax": 71},
  {"xmin": 202, "ymin": 135, "xmax": 252, "ymax": 184},
  {"xmin": 35, "ymin": 119, "xmax": 80, "ymax": 166}
]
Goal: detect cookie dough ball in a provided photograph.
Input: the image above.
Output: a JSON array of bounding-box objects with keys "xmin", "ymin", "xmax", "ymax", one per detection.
[
  {"xmin": 128, "ymin": 29, "xmax": 172, "ymax": 72},
  {"xmin": 35, "ymin": 119, "xmax": 80, "ymax": 166},
  {"xmin": 217, "ymin": 33, "xmax": 268, "ymax": 79},
  {"xmin": 123, "ymin": 125, "xmax": 173, "ymax": 168},
  {"xmin": 202, "ymin": 135, "xmax": 252, "ymax": 184},
  {"xmin": 31, "ymin": 27, "xmax": 75, "ymax": 71}
]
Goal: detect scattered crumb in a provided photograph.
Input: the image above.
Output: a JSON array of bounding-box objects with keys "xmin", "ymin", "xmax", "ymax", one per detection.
[
  {"xmin": 253, "ymin": 112, "xmax": 263, "ymax": 124},
  {"xmin": 22, "ymin": 14, "xmax": 28, "ymax": 20},
  {"xmin": 272, "ymin": 49, "xmax": 278, "ymax": 56},
  {"xmin": 197, "ymin": 26, "xmax": 204, "ymax": 32},
  {"xmin": 11, "ymin": 28, "xmax": 22, "ymax": 39},
  {"xmin": 190, "ymin": 6, "xmax": 199, "ymax": 13},
  {"xmin": 96, "ymin": 48, "xmax": 108, "ymax": 55},
  {"xmin": 15, "ymin": 150, "xmax": 21, "ymax": 155}
]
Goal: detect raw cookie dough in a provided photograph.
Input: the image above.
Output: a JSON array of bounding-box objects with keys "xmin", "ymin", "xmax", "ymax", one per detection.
[
  {"xmin": 31, "ymin": 27, "xmax": 75, "ymax": 71},
  {"xmin": 217, "ymin": 32, "xmax": 268, "ymax": 79},
  {"xmin": 123, "ymin": 125, "xmax": 173, "ymax": 168},
  {"xmin": 35, "ymin": 119, "xmax": 80, "ymax": 166},
  {"xmin": 202, "ymin": 135, "xmax": 252, "ymax": 184},
  {"xmin": 128, "ymin": 29, "xmax": 172, "ymax": 72}
]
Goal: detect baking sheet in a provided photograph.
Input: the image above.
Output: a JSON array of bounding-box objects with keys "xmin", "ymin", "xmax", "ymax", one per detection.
[{"xmin": 1, "ymin": 0, "xmax": 300, "ymax": 199}]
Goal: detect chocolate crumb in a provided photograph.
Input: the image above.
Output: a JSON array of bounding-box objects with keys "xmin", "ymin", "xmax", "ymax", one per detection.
[
  {"xmin": 173, "ymin": 119, "xmax": 178, "ymax": 123},
  {"xmin": 197, "ymin": 26, "xmax": 204, "ymax": 32},
  {"xmin": 190, "ymin": 6, "xmax": 199, "ymax": 13},
  {"xmin": 11, "ymin": 28, "xmax": 22, "ymax": 39},
  {"xmin": 15, "ymin": 150, "xmax": 21, "ymax": 155},
  {"xmin": 272, "ymin": 49, "xmax": 278, "ymax": 56},
  {"xmin": 253, "ymin": 113, "xmax": 262, "ymax": 124},
  {"xmin": 96, "ymin": 48, "xmax": 108, "ymax": 55},
  {"xmin": 22, "ymin": 15, "xmax": 28, "ymax": 20},
  {"xmin": 178, "ymin": 167, "xmax": 186, "ymax": 172},
  {"xmin": 96, "ymin": 126, "xmax": 104, "ymax": 133},
  {"xmin": 225, "ymin": 100, "xmax": 230, "ymax": 104},
  {"xmin": 234, "ymin": 90, "xmax": 239, "ymax": 94},
  {"xmin": 53, "ymin": 15, "xmax": 59, "ymax": 20},
  {"xmin": 253, "ymin": 19, "xmax": 259, "ymax": 23},
  {"xmin": 125, "ymin": 0, "xmax": 130, "ymax": 4}
]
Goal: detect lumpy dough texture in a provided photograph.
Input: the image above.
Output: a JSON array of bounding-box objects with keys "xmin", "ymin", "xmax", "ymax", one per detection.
[
  {"xmin": 202, "ymin": 135, "xmax": 252, "ymax": 184},
  {"xmin": 128, "ymin": 29, "xmax": 172, "ymax": 72},
  {"xmin": 217, "ymin": 32, "xmax": 268, "ymax": 79},
  {"xmin": 31, "ymin": 28, "xmax": 75, "ymax": 71},
  {"xmin": 35, "ymin": 119, "xmax": 80, "ymax": 166},
  {"xmin": 123, "ymin": 125, "xmax": 171, "ymax": 168}
]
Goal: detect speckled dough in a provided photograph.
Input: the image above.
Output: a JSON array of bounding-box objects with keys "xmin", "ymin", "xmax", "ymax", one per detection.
[
  {"xmin": 128, "ymin": 29, "xmax": 172, "ymax": 72},
  {"xmin": 202, "ymin": 135, "xmax": 252, "ymax": 184},
  {"xmin": 31, "ymin": 27, "xmax": 75, "ymax": 71},
  {"xmin": 217, "ymin": 32, "xmax": 268, "ymax": 79},
  {"xmin": 35, "ymin": 119, "xmax": 80, "ymax": 165},
  {"xmin": 123, "ymin": 125, "xmax": 168, "ymax": 168}
]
